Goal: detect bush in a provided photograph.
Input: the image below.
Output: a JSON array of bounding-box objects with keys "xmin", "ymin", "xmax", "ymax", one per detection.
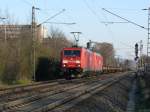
[{"xmin": 35, "ymin": 57, "xmax": 63, "ymax": 81}]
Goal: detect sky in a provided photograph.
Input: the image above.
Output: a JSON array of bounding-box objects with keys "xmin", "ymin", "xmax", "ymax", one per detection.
[{"xmin": 0, "ymin": 0, "xmax": 150, "ymax": 60}]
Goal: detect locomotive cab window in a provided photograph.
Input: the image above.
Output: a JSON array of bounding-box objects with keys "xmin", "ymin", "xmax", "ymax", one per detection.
[{"xmin": 64, "ymin": 50, "xmax": 80, "ymax": 56}]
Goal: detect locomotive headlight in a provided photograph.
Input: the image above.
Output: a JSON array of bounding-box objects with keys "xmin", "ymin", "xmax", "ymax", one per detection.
[
  {"xmin": 77, "ymin": 64, "xmax": 80, "ymax": 67},
  {"xmin": 76, "ymin": 60, "xmax": 80, "ymax": 63},
  {"xmin": 63, "ymin": 60, "xmax": 68, "ymax": 63}
]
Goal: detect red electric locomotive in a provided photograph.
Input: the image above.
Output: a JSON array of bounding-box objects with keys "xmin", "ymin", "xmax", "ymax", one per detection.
[{"xmin": 61, "ymin": 47, "xmax": 103, "ymax": 79}]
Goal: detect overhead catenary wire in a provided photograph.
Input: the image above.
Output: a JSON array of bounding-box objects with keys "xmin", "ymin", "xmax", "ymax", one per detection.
[
  {"xmin": 102, "ymin": 8, "xmax": 147, "ymax": 30},
  {"xmin": 101, "ymin": 21, "xmax": 129, "ymax": 24},
  {"xmin": 20, "ymin": 0, "xmax": 33, "ymax": 6},
  {"xmin": 91, "ymin": 14, "xmax": 135, "ymax": 59},
  {"xmin": 101, "ymin": 8, "xmax": 147, "ymax": 54},
  {"xmin": 38, "ymin": 9, "xmax": 66, "ymax": 25},
  {"xmin": 82, "ymin": 0, "xmax": 117, "ymax": 42},
  {"xmin": 99, "ymin": 8, "xmax": 134, "ymax": 49},
  {"xmin": 82, "ymin": 0, "xmax": 134, "ymax": 50},
  {"xmin": 82, "ymin": 0, "xmax": 102, "ymax": 23},
  {"xmin": 84, "ymin": 0, "xmax": 134, "ymax": 60},
  {"xmin": 45, "ymin": 22, "xmax": 76, "ymax": 25},
  {"xmin": 100, "ymin": 8, "xmax": 142, "ymax": 11}
]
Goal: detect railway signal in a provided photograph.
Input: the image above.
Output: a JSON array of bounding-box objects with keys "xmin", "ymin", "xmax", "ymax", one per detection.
[{"xmin": 135, "ymin": 43, "xmax": 139, "ymax": 61}]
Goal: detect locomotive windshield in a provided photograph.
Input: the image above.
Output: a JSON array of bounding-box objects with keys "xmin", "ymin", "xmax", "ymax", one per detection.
[{"xmin": 64, "ymin": 50, "xmax": 80, "ymax": 56}]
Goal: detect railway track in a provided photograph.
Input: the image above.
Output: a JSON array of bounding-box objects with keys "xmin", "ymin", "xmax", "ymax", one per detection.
[
  {"xmin": 0, "ymin": 78, "xmax": 89, "ymax": 105},
  {"xmin": 0, "ymin": 73, "xmax": 114, "ymax": 103},
  {"xmin": 0, "ymin": 72, "xmax": 130, "ymax": 112},
  {"xmin": 0, "ymin": 79, "xmax": 66, "ymax": 94}
]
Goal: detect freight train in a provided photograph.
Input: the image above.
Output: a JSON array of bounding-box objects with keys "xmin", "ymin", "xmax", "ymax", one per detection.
[{"xmin": 61, "ymin": 47, "xmax": 122, "ymax": 79}]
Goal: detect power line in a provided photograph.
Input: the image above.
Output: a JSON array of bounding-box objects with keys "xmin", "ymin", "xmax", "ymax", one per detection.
[
  {"xmin": 45, "ymin": 22, "xmax": 76, "ymax": 25},
  {"xmin": 33, "ymin": 0, "xmax": 37, "ymax": 6},
  {"xmin": 39, "ymin": 9, "xmax": 66, "ymax": 25},
  {"xmin": 82, "ymin": 0, "xmax": 118, "ymax": 44},
  {"xmin": 82, "ymin": 0, "xmax": 102, "ymax": 23},
  {"xmin": 100, "ymin": 8, "xmax": 144, "ymax": 12},
  {"xmin": 99, "ymin": 8, "xmax": 144, "ymax": 49},
  {"xmin": 93, "ymin": 2, "xmax": 126, "ymax": 48},
  {"xmin": 102, "ymin": 8, "xmax": 149, "ymax": 57},
  {"xmin": 21, "ymin": 0, "xmax": 33, "ymax": 6},
  {"xmin": 82, "ymin": 0, "xmax": 134, "ymax": 50},
  {"xmin": 100, "ymin": 17, "xmax": 134, "ymax": 49},
  {"xmin": 102, "ymin": 8, "xmax": 147, "ymax": 30},
  {"xmin": 101, "ymin": 21, "xmax": 128, "ymax": 24},
  {"xmin": 83, "ymin": 0, "xmax": 136, "ymax": 61}
]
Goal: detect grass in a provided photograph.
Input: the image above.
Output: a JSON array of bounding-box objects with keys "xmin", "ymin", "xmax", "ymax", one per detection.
[
  {"xmin": 135, "ymin": 77, "xmax": 150, "ymax": 112},
  {"xmin": 15, "ymin": 79, "xmax": 32, "ymax": 85},
  {"xmin": 0, "ymin": 79, "xmax": 33, "ymax": 89}
]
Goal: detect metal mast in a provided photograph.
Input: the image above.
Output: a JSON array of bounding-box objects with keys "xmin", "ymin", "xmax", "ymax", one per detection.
[
  {"xmin": 32, "ymin": 6, "xmax": 40, "ymax": 80},
  {"xmin": 147, "ymin": 8, "xmax": 150, "ymax": 62},
  {"xmin": 142, "ymin": 7, "xmax": 150, "ymax": 63},
  {"xmin": 32, "ymin": 6, "xmax": 36, "ymax": 81}
]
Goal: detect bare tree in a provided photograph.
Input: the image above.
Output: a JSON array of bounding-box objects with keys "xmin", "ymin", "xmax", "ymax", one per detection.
[
  {"xmin": 93, "ymin": 42, "xmax": 115, "ymax": 67},
  {"xmin": 42, "ymin": 27, "xmax": 73, "ymax": 60},
  {"xmin": 0, "ymin": 9, "xmax": 20, "ymax": 84}
]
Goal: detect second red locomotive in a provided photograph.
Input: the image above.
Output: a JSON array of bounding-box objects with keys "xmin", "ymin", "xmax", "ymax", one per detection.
[{"xmin": 61, "ymin": 47, "xmax": 103, "ymax": 78}]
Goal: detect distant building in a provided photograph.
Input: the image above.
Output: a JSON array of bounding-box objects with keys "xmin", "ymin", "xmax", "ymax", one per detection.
[{"xmin": 0, "ymin": 24, "xmax": 48, "ymax": 42}]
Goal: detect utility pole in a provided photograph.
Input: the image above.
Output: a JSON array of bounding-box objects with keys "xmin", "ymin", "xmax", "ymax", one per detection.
[
  {"xmin": 32, "ymin": 6, "xmax": 40, "ymax": 81},
  {"xmin": 142, "ymin": 8, "xmax": 150, "ymax": 67},
  {"xmin": 32, "ymin": 6, "xmax": 36, "ymax": 81},
  {"xmin": 31, "ymin": 8, "xmax": 71, "ymax": 80},
  {"xmin": 70, "ymin": 32, "xmax": 82, "ymax": 47},
  {"xmin": 147, "ymin": 8, "xmax": 150, "ymax": 63},
  {"xmin": 143, "ymin": 8, "xmax": 150, "ymax": 63}
]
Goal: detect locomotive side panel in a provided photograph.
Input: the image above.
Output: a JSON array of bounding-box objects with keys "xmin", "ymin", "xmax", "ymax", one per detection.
[
  {"xmin": 81, "ymin": 48, "xmax": 93, "ymax": 72},
  {"xmin": 98, "ymin": 54, "xmax": 103, "ymax": 71},
  {"xmin": 94, "ymin": 53, "xmax": 103, "ymax": 72},
  {"xmin": 80, "ymin": 48, "xmax": 87, "ymax": 71}
]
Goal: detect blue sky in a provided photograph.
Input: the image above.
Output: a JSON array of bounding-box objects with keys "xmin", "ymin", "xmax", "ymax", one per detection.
[{"xmin": 0, "ymin": 0, "xmax": 150, "ymax": 59}]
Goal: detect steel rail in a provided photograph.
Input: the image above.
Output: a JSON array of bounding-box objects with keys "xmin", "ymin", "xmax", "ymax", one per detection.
[{"xmin": 3, "ymin": 73, "xmax": 129, "ymax": 112}]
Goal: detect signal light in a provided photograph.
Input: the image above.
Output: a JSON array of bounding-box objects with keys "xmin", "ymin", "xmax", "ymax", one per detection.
[
  {"xmin": 134, "ymin": 56, "xmax": 139, "ymax": 61},
  {"xmin": 135, "ymin": 43, "xmax": 138, "ymax": 60}
]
